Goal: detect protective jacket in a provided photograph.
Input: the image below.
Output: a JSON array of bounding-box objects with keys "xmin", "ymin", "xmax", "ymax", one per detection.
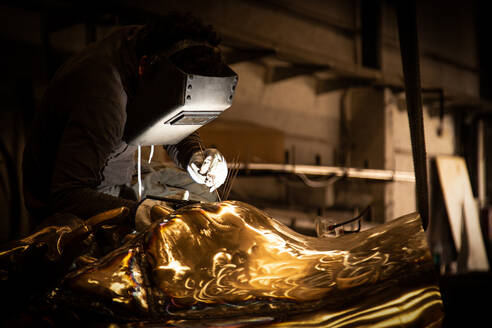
[{"xmin": 22, "ymin": 26, "xmax": 201, "ymax": 224}]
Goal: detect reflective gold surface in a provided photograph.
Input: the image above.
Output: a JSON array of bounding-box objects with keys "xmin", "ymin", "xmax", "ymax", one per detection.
[
  {"xmin": 68, "ymin": 246, "xmax": 148, "ymax": 312},
  {"xmin": 56, "ymin": 201, "xmax": 443, "ymax": 326},
  {"xmin": 145, "ymin": 202, "xmax": 433, "ymax": 304},
  {"xmin": 0, "ymin": 207, "xmax": 129, "ymax": 264}
]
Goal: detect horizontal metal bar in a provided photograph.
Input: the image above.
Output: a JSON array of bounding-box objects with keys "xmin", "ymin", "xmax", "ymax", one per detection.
[{"xmin": 232, "ymin": 163, "xmax": 415, "ymax": 182}]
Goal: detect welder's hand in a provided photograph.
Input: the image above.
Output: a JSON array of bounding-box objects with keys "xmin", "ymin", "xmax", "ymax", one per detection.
[{"xmin": 187, "ymin": 148, "xmax": 228, "ymax": 192}]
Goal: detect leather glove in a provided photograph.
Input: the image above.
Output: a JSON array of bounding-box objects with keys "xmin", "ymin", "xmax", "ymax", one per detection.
[{"xmin": 187, "ymin": 148, "xmax": 228, "ymax": 192}]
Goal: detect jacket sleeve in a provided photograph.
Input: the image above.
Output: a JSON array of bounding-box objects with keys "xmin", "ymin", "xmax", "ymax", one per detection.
[
  {"xmin": 50, "ymin": 96, "xmax": 138, "ymax": 220},
  {"xmin": 164, "ymin": 131, "xmax": 203, "ymax": 169}
]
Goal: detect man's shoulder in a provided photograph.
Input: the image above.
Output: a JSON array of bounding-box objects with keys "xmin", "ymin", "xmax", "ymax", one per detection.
[
  {"xmin": 50, "ymin": 26, "xmax": 141, "ymax": 98},
  {"xmin": 42, "ymin": 25, "xmax": 144, "ymax": 113},
  {"xmin": 47, "ymin": 56, "xmax": 125, "ymax": 107}
]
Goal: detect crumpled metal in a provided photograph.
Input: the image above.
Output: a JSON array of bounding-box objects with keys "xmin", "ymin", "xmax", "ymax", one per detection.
[
  {"xmin": 0, "ymin": 207, "xmax": 130, "ymax": 296},
  {"xmin": 39, "ymin": 201, "xmax": 444, "ymax": 327}
]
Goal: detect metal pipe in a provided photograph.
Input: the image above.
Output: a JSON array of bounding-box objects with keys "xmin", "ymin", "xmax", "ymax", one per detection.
[
  {"xmin": 233, "ymin": 162, "xmax": 415, "ymax": 182},
  {"xmin": 396, "ymin": 0, "xmax": 429, "ymax": 230}
]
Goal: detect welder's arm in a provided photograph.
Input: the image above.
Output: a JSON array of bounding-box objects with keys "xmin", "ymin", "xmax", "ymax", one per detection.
[
  {"xmin": 50, "ymin": 97, "xmax": 138, "ymax": 220},
  {"xmin": 164, "ymin": 131, "xmax": 203, "ymax": 169},
  {"xmin": 164, "ymin": 132, "xmax": 228, "ymax": 192}
]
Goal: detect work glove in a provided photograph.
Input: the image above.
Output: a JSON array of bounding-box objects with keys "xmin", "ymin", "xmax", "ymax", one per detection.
[{"xmin": 187, "ymin": 148, "xmax": 228, "ymax": 192}]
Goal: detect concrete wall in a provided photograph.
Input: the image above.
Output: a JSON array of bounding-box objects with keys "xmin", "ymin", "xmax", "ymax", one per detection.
[
  {"xmin": 382, "ymin": 0, "xmax": 479, "ymax": 98},
  {"xmin": 217, "ymin": 65, "xmax": 458, "ymax": 223},
  {"xmin": 325, "ymin": 87, "xmax": 457, "ymax": 222},
  {"xmin": 385, "ymin": 90, "xmax": 456, "ymax": 221},
  {"xmin": 385, "ymin": 92, "xmax": 456, "ymax": 222},
  {"xmin": 222, "ymin": 61, "xmax": 343, "ymax": 166}
]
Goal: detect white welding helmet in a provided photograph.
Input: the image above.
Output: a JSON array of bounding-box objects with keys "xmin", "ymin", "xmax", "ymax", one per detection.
[{"xmin": 124, "ymin": 40, "xmax": 238, "ymax": 146}]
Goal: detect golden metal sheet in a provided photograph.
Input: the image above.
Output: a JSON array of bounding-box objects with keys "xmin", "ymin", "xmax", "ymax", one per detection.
[{"xmin": 54, "ymin": 201, "xmax": 443, "ymax": 326}]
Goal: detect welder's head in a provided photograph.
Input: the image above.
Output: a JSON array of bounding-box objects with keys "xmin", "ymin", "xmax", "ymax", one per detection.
[
  {"xmin": 135, "ymin": 12, "xmax": 228, "ymax": 77},
  {"xmin": 124, "ymin": 12, "xmax": 238, "ymax": 147}
]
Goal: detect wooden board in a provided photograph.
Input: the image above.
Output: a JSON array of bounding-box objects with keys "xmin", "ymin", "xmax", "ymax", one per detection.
[
  {"xmin": 436, "ymin": 155, "xmax": 489, "ymax": 271},
  {"xmin": 198, "ymin": 119, "xmax": 285, "ymax": 164}
]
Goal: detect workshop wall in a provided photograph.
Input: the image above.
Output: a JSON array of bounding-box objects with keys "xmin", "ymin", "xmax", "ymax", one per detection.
[
  {"xmin": 382, "ymin": 0, "xmax": 479, "ymax": 98},
  {"xmin": 326, "ymin": 87, "xmax": 457, "ymax": 222},
  {"xmin": 387, "ymin": 90, "xmax": 456, "ymax": 220},
  {"xmin": 219, "ymin": 61, "xmax": 342, "ymax": 166},
  {"xmin": 199, "ymin": 61, "xmax": 344, "ymax": 211},
  {"xmin": 212, "ymin": 65, "xmax": 458, "ymax": 222}
]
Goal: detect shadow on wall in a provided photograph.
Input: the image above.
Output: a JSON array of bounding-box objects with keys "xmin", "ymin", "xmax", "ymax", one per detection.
[{"xmin": 0, "ymin": 80, "xmax": 34, "ymax": 242}]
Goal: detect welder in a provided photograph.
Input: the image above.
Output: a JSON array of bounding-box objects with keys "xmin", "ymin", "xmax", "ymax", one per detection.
[{"xmin": 22, "ymin": 13, "xmax": 237, "ymax": 227}]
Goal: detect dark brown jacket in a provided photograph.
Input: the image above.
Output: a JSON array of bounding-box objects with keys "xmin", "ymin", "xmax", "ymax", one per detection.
[{"xmin": 23, "ymin": 26, "xmax": 200, "ymax": 224}]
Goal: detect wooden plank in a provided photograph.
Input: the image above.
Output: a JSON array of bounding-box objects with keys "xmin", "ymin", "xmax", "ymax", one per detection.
[
  {"xmin": 435, "ymin": 155, "xmax": 489, "ymax": 271},
  {"xmin": 198, "ymin": 119, "xmax": 285, "ymax": 164}
]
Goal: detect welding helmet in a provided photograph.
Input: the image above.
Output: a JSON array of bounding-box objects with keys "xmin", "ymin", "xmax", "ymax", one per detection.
[{"xmin": 124, "ymin": 40, "xmax": 238, "ymax": 146}]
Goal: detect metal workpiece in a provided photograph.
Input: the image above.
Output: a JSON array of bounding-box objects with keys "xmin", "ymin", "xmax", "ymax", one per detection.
[
  {"xmin": 0, "ymin": 207, "xmax": 131, "ymax": 306},
  {"xmin": 50, "ymin": 201, "xmax": 443, "ymax": 326}
]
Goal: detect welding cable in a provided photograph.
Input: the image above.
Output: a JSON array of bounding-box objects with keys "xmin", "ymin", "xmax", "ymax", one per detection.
[
  {"xmin": 137, "ymin": 145, "xmax": 142, "ymax": 201},
  {"xmin": 396, "ymin": 0, "xmax": 429, "ymax": 230},
  {"xmin": 296, "ymin": 173, "xmax": 342, "ymax": 188},
  {"xmin": 148, "ymin": 145, "xmax": 154, "ymax": 164},
  {"xmin": 325, "ymin": 206, "xmax": 370, "ymax": 232},
  {"xmin": 278, "ymin": 173, "xmax": 340, "ymax": 189}
]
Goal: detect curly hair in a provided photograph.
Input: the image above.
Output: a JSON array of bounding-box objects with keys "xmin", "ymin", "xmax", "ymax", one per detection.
[{"xmin": 136, "ymin": 12, "xmax": 228, "ymax": 76}]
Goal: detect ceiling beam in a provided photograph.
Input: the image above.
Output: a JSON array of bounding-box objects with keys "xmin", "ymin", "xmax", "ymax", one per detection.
[
  {"xmin": 316, "ymin": 76, "xmax": 375, "ymax": 94},
  {"xmin": 221, "ymin": 46, "xmax": 275, "ymax": 65},
  {"xmin": 264, "ymin": 63, "xmax": 325, "ymax": 83}
]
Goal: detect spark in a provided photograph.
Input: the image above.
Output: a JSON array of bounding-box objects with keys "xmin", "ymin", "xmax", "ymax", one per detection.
[{"xmin": 158, "ymin": 260, "xmax": 191, "ymax": 280}]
